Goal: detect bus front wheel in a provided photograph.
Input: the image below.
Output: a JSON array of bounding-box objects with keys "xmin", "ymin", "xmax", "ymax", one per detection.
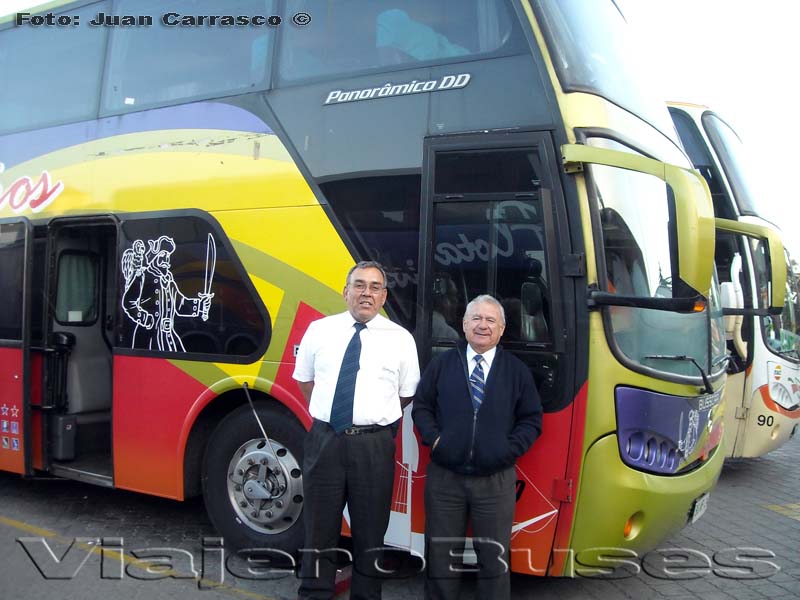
[{"xmin": 202, "ymin": 403, "xmax": 305, "ymax": 553}]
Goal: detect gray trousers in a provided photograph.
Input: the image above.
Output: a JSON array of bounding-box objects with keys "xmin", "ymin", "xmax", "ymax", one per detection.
[
  {"xmin": 423, "ymin": 462, "xmax": 516, "ymax": 600},
  {"xmin": 298, "ymin": 420, "xmax": 396, "ymax": 600}
]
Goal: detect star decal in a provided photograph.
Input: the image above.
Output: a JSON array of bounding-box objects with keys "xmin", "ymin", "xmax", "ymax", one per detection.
[
  {"xmin": 10, "ymin": 406, "xmax": 19, "ymax": 419},
  {"xmin": 0, "ymin": 405, "xmax": 8, "ymax": 416}
]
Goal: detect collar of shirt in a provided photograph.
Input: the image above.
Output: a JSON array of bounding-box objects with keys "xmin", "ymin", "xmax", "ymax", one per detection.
[
  {"xmin": 335, "ymin": 310, "xmax": 379, "ymax": 329},
  {"xmin": 466, "ymin": 344, "xmax": 497, "ymax": 375},
  {"xmin": 293, "ymin": 310, "xmax": 419, "ymax": 427}
]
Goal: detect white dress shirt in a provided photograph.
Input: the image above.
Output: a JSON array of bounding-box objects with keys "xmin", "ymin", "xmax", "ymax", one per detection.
[
  {"xmin": 293, "ymin": 311, "xmax": 420, "ymax": 426},
  {"xmin": 466, "ymin": 344, "xmax": 497, "ymax": 378}
]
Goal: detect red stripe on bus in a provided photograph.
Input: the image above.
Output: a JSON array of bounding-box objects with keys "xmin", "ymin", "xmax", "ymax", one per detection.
[{"xmin": 547, "ymin": 382, "xmax": 588, "ymax": 575}]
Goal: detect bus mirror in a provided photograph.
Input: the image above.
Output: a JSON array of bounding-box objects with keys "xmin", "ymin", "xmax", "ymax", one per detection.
[
  {"xmin": 715, "ymin": 218, "xmax": 786, "ymax": 314},
  {"xmin": 588, "ymin": 290, "xmax": 705, "ymax": 313},
  {"xmin": 562, "ymin": 144, "xmax": 715, "ymax": 297}
]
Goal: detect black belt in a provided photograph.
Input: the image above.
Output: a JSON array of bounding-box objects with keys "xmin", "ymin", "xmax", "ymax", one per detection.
[{"xmin": 342, "ymin": 424, "xmax": 387, "ymax": 436}]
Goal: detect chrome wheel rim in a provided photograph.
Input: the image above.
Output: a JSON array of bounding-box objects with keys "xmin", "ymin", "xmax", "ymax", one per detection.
[{"xmin": 226, "ymin": 438, "xmax": 303, "ymax": 535}]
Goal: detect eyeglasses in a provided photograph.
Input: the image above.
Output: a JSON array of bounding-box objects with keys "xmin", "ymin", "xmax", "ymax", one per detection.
[
  {"xmin": 349, "ymin": 281, "xmax": 386, "ymax": 293},
  {"xmin": 467, "ymin": 315, "xmax": 499, "ymax": 325}
]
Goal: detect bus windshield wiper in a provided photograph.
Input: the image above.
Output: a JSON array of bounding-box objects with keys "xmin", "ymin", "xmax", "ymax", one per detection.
[{"xmin": 643, "ymin": 354, "xmax": 713, "ymax": 395}]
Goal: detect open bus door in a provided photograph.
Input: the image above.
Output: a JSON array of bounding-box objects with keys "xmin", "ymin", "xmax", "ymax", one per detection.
[
  {"xmin": 43, "ymin": 216, "xmax": 118, "ymax": 486},
  {"xmin": 715, "ymin": 218, "xmax": 787, "ymax": 456},
  {"xmin": 0, "ymin": 218, "xmax": 34, "ymax": 476}
]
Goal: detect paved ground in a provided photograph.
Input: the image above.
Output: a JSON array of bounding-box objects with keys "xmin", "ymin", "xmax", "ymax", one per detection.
[{"xmin": 0, "ymin": 437, "xmax": 797, "ymax": 599}]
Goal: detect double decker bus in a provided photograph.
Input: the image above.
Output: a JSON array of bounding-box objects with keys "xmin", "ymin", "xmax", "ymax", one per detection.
[
  {"xmin": 669, "ymin": 102, "xmax": 799, "ymax": 458},
  {"xmin": 0, "ymin": 1, "xmax": 772, "ymax": 576}
]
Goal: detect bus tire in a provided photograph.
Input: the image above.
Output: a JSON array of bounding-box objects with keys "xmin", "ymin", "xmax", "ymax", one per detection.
[{"xmin": 202, "ymin": 403, "xmax": 305, "ymax": 553}]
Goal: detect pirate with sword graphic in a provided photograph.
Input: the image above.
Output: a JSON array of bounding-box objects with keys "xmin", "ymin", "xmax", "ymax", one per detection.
[{"xmin": 121, "ymin": 234, "xmax": 216, "ymax": 352}]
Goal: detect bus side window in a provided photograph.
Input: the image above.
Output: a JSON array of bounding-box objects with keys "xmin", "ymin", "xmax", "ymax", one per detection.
[
  {"xmin": 0, "ymin": 224, "xmax": 25, "ymax": 342},
  {"xmin": 116, "ymin": 214, "xmax": 270, "ymax": 361},
  {"xmin": 277, "ymin": 0, "xmax": 517, "ymax": 85},
  {"xmin": 520, "ymin": 258, "xmax": 550, "ymax": 342},
  {"xmin": 376, "ymin": 9, "xmax": 469, "ymax": 62},
  {"xmin": 102, "ymin": 0, "xmax": 274, "ymax": 114},
  {"xmin": 0, "ymin": 2, "xmax": 107, "ymax": 134},
  {"xmin": 431, "ymin": 200, "xmax": 551, "ymax": 345},
  {"xmin": 431, "ymin": 273, "xmax": 462, "ymax": 342},
  {"xmin": 430, "ymin": 144, "xmax": 552, "ymax": 347},
  {"xmin": 55, "ymin": 252, "xmax": 99, "ymax": 325}
]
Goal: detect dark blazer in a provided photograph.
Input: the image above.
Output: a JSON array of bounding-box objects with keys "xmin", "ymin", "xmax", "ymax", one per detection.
[{"xmin": 412, "ymin": 343, "xmax": 543, "ymax": 475}]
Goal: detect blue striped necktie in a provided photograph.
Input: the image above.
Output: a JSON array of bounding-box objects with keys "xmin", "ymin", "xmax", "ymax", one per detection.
[
  {"xmin": 329, "ymin": 322, "xmax": 367, "ymax": 434},
  {"xmin": 469, "ymin": 355, "xmax": 485, "ymax": 411}
]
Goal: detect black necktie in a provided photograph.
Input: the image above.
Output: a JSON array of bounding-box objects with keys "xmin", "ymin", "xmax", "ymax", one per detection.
[{"xmin": 329, "ymin": 322, "xmax": 367, "ymax": 433}]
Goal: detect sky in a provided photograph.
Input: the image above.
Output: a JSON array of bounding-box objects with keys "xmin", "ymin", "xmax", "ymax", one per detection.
[
  {"xmin": 2, "ymin": 0, "xmax": 797, "ymax": 251},
  {"xmin": 617, "ymin": 0, "xmax": 800, "ymax": 255}
]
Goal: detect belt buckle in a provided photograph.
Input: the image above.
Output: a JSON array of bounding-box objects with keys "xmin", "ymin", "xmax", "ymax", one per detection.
[{"xmin": 343, "ymin": 426, "xmax": 359, "ymax": 436}]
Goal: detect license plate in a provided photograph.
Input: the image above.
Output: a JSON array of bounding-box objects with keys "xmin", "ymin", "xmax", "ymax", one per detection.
[{"xmin": 691, "ymin": 493, "xmax": 709, "ymax": 523}]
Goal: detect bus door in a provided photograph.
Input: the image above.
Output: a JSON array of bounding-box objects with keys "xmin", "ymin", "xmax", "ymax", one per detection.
[
  {"xmin": 43, "ymin": 216, "xmax": 118, "ymax": 486},
  {"xmin": 715, "ymin": 229, "xmax": 751, "ymax": 456},
  {"xmin": 412, "ymin": 132, "xmax": 575, "ymax": 573},
  {"xmin": 716, "ymin": 218, "xmax": 788, "ymax": 457},
  {"xmin": 0, "ymin": 218, "xmax": 34, "ymax": 475}
]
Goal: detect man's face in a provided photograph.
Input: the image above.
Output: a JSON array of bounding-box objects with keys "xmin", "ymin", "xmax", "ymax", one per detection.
[
  {"xmin": 463, "ymin": 301, "xmax": 505, "ymax": 354},
  {"xmin": 344, "ymin": 267, "xmax": 387, "ymax": 323}
]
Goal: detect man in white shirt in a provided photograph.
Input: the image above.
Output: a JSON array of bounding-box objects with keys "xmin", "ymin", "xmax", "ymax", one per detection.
[{"xmin": 293, "ymin": 261, "xmax": 420, "ymax": 600}]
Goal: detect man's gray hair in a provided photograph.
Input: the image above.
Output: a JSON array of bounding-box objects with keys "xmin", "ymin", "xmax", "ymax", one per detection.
[
  {"xmin": 463, "ymin": 294, "xmax": 505, "ymax": 325},
  {"xmin": 346, "ymin": 260, "xmax": 388, "ymax": 288}
]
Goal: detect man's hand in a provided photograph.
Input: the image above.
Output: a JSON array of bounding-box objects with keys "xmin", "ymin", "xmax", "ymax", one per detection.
[{"xmin": 298, "ymin": 381, "xmax": 314, "ymax": 402}]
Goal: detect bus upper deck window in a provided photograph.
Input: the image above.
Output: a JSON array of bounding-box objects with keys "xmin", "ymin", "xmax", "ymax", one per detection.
[
  {"xmin": 277, "ymin": 0, "xmax": 517, "ymax": 84},
  {"xmin": 376, "ymin": 9, "xmax": 469, "ymax": 61},
  {"xmin": 102, "ymin": 0, "xmax": 274, "ymax": 114}
]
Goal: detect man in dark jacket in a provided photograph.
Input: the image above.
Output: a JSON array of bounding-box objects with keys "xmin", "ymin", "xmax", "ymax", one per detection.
[{"xmin": 412, "ymin": 294, "xmax": 542, "ymax": 600}]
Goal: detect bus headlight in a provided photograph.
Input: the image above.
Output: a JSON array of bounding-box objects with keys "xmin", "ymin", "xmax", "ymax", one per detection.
[{"xmin": 615, "ymin": 386, "xmax": 721, "ymax": 475}]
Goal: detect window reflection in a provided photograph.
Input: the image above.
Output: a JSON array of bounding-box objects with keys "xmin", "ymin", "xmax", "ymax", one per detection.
[
  {"xmin": 103, "ymin": 0, "xmax": 273, "ymax": 113},
  {"xmin": 278, "ymin": 0, "xmax": 516, "ymax": 83},
  {"xmin": 762, "ymin": 256, "xmax": 800, "ymax": 358},
  {"xmin": 588, "ymin": 161, "xmax": 674, "ymax": 298},
  {"xmin": 702, "ymin": 112, "xmax": 768, "ymax": 218},
  {"xmin": 587, "ymin": 138, "xmax": 714, "ymax": 378},
  {"xmin": 0, "ymin": 2, "xmax": 107, "ymax": 132},
  {"xmin": 432, "ymin": 199, "xmax": 551, "ymax": 344},
  {"xmin": 320, "ymin": 175, "xmax": 421, "ymax": 331}
]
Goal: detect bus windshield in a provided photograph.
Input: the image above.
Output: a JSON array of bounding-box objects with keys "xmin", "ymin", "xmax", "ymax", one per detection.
[
  {"xmin": 534, "ymin": 0, "xmax": 675, "ymax": 138},
  {"xmin": 588, "ymin": 137, "xmax": 724, "ymax": 379},
  {"xmin": 702, "ymin": 112, "xmax": 770, "ymax": 218}
]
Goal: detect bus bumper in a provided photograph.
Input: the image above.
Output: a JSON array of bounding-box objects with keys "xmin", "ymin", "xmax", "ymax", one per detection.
[{"xmin": 561, "ymin": 433, "xmax": 724, "ymax": 575}]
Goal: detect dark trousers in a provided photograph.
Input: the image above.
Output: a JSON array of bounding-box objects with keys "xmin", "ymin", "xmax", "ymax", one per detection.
[
  {"xmin": 298, "ymin": 420, "xmax": 396, "ymax": 600},
  {"xmin": 423, "ymin": 462, "xmax": 516, "ymax": 600}
]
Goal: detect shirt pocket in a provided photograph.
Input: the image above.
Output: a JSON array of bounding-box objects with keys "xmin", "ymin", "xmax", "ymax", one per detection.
[
  {"xmin": 358, "ymin": 355, "xmax": 400, "ymax": 393},
  {"xmin": 378, "ymin": 365, "xmax": 400, "ymax": 386}
]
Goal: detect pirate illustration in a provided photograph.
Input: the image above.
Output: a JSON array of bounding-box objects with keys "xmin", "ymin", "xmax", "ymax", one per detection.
[{"xmin": 121, "ymin": 234, "xmax": 215, "ymax": 352}]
